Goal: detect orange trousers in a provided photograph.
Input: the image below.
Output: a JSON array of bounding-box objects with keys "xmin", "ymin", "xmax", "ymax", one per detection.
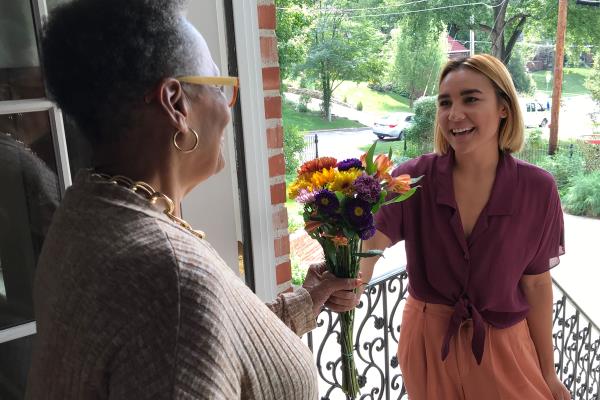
[{"xmin": 397, "ymin": 296, "xmax": 553, "ymax": 400}]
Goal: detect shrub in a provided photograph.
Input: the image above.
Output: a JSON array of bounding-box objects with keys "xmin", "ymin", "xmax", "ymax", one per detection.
[
  {"xmin": 508, "ymin": 48, "xmax": 536, "ymax": 96},
  {"xmin": 563, "ymin": 171, "xmax": 600, "ymax": 217},
  {"xmin": 297, "ymin": 93, "xmax": 311, "ymax": 113},
  {"xmin": 575, "ymin": 141, "xmax": 600, "ymax": 173},
  {"xmin": 291, "ymin": 256, "xmax": 308, "ymax": 286},
  {"xmin": 537, "ymin": 148, "xmax": 585, "ymax": 196},
  {"xmin": 356, "ymin": 101, "xmax": 363, "ymax": 111},
  {"xmin": 284, "ymin": 125, "xmax": 306, "ymax": 179},
  {"xmin": 405, "ymin": 95, "xmax": 437, "ymax": 147}
]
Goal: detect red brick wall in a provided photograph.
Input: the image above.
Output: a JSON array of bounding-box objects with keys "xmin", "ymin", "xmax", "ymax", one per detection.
[{"xmin": 257, "ymin": 1, "xmax": 291, "ymax": 293}]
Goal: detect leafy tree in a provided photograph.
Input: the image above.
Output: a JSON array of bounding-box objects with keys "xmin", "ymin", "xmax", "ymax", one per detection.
[
  {"xmin": 387, "ymin": 16, "xmax": 446, "ymax": 107},
  {"xmin": 275, "ymin": 0, "xmax": 313, "ymax": 80},
  {"xmin": 507, "ymin": 47, "xmax": 536, "ymax": 95},
  {"xmin": 301, "ymin": 1, "xmax": 385, "ymax": 121},
  {"xmin": 586, "ymin": 53, "xmax": 600, "ymax": 105}
]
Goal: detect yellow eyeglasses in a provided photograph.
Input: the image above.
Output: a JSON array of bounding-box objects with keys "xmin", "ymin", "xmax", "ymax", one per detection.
[{"xmin": 177, "ymin": 76, "xmax": 239, "ymax": 108}]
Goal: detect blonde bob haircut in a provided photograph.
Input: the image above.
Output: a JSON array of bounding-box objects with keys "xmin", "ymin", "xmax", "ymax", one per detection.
[{"xmin": 434, "ymin": 54, "xmax": 524, "ymax": 155}]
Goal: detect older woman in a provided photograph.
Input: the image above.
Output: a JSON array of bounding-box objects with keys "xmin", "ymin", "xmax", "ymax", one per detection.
[{"xmin": 26, "ymin": 1, "xmax": 361, "ymax": 399}]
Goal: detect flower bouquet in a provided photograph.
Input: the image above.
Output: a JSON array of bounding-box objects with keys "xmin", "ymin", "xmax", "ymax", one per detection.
[{"xmin": 288, "ymin": 143, "xmax": 420, "ymax": 398}]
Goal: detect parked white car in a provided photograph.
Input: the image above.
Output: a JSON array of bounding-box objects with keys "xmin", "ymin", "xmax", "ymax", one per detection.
[
  {"xmin": 519, "ymin": 99, "xmax": 550, "ymax": 128},
  {"xmin": 372, "ymin": 112, "xmax": 414, "ymax": 140}
]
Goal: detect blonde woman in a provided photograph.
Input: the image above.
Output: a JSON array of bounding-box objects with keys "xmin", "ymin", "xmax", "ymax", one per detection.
[{"xmin": 358, "ymin": 55, "xmax": 570, "ymax": 400}]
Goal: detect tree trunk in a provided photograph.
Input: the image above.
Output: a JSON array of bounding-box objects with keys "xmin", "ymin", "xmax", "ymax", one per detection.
[
  {"xmin": 321, "ymin": 73, "xmax": 332, "ymax": 122},
  {"xmin": 490, "ymin": 0, "xmax": 508, "ymax": 62}
]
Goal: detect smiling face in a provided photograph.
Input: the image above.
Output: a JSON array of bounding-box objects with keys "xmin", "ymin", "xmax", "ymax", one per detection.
[{"xmin": 436, "ymin": 67, "xmax": 507, "ymax": 157}]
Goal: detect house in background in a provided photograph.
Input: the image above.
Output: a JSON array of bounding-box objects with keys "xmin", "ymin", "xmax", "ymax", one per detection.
[{"xmin": 447, "ymin": 34, "xmax": 470, "ymax": 60}]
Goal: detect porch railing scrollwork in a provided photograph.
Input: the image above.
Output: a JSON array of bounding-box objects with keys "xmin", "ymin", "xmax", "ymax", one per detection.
[{"xmin": 304, "ymin": 266, "xmax": 600, "ymax": 400}]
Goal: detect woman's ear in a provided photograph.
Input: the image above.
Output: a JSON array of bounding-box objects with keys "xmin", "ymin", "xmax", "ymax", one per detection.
[
  {"xmin": 157, "ymin": 78, "xmax": 190, "ymax": 132},
  {"xmin": 499, "ymin": 101, "xmax": 509, "ymax": 119}
]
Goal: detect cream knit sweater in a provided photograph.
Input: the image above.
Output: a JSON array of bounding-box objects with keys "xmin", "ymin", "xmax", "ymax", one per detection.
[{"xmin": 26, "ymin": 172, "xmax": 318, "ymax": 399}]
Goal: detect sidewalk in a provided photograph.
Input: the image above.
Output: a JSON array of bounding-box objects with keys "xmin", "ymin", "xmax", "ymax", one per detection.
[{"xmin": 551, "ymin": 213, "xmax": 600, "ymax": 324}]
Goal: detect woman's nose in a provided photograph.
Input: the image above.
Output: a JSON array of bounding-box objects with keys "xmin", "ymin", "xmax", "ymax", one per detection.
[{"xmin": 448, "ymin": 104, "xmax": 465, "ymax": 121}]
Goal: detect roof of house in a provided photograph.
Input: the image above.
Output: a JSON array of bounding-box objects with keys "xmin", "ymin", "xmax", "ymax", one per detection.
[{"xmin": 447, "ymin": 35, "xmax": 469, "ymax": 53}]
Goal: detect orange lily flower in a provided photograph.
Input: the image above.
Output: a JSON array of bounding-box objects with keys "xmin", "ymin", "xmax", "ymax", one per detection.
[
  {"xmin": 374, "ymin": 154, "xmax": 393, "ymax": 176},
  {"xmin": 305, "ymin": 220, "xmax": 323, "ymax": 233},
  {"xmin": 330, "ymin": 236, "xmax": 349, "ymax": 247},
  {"xmin": 387, "ymin": 174, "xmax": 411, "ymax": 194}
]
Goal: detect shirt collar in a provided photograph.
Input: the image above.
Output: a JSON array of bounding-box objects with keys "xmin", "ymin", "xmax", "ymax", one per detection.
[{"xmin": 434, "ymin": 149, "xmax": 517, "ymax": 216}]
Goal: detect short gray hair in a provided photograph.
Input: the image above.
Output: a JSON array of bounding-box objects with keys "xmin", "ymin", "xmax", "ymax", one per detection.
[{"xmin": 42, "ymin": 0, "xmax": 199, "ymax": 145}]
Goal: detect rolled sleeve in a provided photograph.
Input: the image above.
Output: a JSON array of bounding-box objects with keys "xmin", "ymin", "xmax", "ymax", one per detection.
[
  {"xmin": 524, "ymin": 184, "xmax": 565, "ymax": 275},
  {"xmin": 265, "ymin": 287, "xmax": 316, "ymax": 336}
]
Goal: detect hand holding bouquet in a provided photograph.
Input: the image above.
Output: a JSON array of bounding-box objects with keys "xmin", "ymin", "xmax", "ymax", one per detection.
[{"xmin": 288, "ymin": 143, "xmax": 420, "ymax": 398}]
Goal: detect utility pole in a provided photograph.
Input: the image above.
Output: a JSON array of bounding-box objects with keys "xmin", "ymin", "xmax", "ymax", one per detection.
[
  {"xmin": 549, "ymin": 0, "xmax": 568, "ymax": 155},
  {"xmin": 469, "ymin": 15, "xmax": 475, "ymax": 56}
]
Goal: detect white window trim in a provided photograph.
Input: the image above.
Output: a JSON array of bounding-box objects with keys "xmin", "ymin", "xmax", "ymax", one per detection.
[
  {"xmin": 0, "ymin": 322, "xmax": 36, "ymax": 344},
  {"xmin": 231, "ymin": 2, "xmax": 277, "ymax": 301},
  {"xmin": 0, "ymin": 0, "xmax": 71, "ymax": 341}
]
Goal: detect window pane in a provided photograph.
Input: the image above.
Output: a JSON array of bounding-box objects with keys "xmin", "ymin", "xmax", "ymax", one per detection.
[
  {"xmin": 63, "ymin": 116, "xmax": 94, "ymax": 178},
  {"xmin": 0, "ymin": 112, "xmax": 60, "ymax": 330},
  {"xmin": 0, "ymin": 1, "xmax": 45, "ymax": 100},
  {"xmin": 0, "ymin": 334, "xmax": 33, "ymax": 399}
]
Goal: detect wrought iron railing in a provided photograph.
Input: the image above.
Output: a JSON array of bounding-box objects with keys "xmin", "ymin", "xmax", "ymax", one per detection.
[{"xmin": 305, "ymin": 266, "xmax": 600, "ymax": 400}]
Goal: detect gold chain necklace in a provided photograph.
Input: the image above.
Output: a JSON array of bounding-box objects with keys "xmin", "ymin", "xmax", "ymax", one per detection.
[{"xmin": 91, "ymin": 172, "xmax": 205, "ymax": 240}]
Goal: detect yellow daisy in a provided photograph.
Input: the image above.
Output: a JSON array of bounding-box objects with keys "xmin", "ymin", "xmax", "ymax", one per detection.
[
  {"xmin": 310, "ymin": 167, "xmax": 336, "ymax": 189},
  {"xmin": 329, "ymin": 169, "xmax": 362, "ymax": 195},
  {"xmin": 287, "ymin": 177, "xmax": 313, "ymax": 199}
]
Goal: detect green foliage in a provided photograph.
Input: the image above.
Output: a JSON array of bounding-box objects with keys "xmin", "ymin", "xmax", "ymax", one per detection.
[
  {"xmin": 275, "ymin": 0, "xmax": 311, "ymax": 80},
  {"xmin": 283, "ymin": 125, "xmax": 306, "ymax": 179},
  {"xmin": 507, "ymin": 48, "xmax": 536, "ymax": 95},
  {"xmin": 587, "ymin": 53, "xmax": 600, "ymax": 105},
  {"xmin": 405, "ymin": 96, "xmax": 437, "ymax": 148},
  {"xmin": 387, "ymin": 19, "xmax": 446, "ymax": 105},
  {"xmin": 537, "ymin": 148, "xmax": 585, "ymax": 196},
  {"xmin": 356, "ymin": 101, "xmax": 363, "ymax": 111},
  {"xmin": 300, "ymin": 1, "xmax": 385, "ymax": 120},
  {"xmin": 576, "ymin": 140, "xmax": 600, "ymax": 173},
  {"xmin": 291, "ymin": 255, "xmax": 307, "ymax": 286},
  {"xmin": 297, "ymin": 93, "xmax": 311, "ymax": 113},
  {"xmin": 563, "ymin": 171, "xmax": 600, "ymax": 217}
]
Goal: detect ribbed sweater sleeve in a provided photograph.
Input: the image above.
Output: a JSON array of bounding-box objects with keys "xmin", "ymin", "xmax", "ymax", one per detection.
[{"xmin": 265, "ymin": 287, "xmax": 316, "ymax": 336}]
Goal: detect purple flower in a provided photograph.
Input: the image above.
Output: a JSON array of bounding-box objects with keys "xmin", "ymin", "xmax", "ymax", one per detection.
[
  {"xmin": 359, "ymin": 225, "xmax": 376, "ymax": 240},
  {"xmin": 315, "ymin": 189, "xmax": 339, "ymax": 215},
  {"xmin": 353, "ymin": 174, "xmax": 381, "ymax": 203},
  {"xmin": 343, "ymin": 198, "xmax": 373, "ymax": 229},
  {"xmin": 337, "ymin": 158, "xmax": 363, "ymax": 171}
]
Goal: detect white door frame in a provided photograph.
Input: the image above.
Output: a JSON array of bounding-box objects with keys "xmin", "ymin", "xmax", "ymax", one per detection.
[{"xmin": 231, "ymin": 1, "xmax": 277, "ymax": 301}]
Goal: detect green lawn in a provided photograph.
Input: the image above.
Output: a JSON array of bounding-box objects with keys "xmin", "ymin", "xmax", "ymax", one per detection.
[
  {"xmin": 282, "ymin": 101, "xmax": 366, "ymax": 132},
  {"xmin": 333, "ymin": 81, "xmax": 412, "ymax": 116},
  {"xmin": 531, "ymin": 68, "xmax": 592, "ymax": 96}
]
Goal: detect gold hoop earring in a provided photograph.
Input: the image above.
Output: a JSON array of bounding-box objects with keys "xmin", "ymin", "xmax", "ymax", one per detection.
[{"xmin": 173, "ymin": 128, "xmax": 199, "ymax": 154}]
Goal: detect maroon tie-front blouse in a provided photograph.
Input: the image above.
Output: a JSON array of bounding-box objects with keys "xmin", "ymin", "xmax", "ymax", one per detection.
[{"xmin": 375, "ymin": 150, "xmax": 565, "ymax": 364}]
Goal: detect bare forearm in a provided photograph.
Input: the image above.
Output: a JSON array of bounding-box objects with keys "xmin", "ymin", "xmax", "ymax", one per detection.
[
  {"xmin": 521, "ymin": 271, "xmax": 556, "ymax": 377},
  {"xmin": 359, "ymin": 230, "xmax": 392, "ymax": 284}
]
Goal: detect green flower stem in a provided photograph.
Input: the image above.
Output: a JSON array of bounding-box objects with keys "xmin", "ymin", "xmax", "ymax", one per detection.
[{"xmin": 323, "ymin": 237, "xmax": 361, "ymax": 399}]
